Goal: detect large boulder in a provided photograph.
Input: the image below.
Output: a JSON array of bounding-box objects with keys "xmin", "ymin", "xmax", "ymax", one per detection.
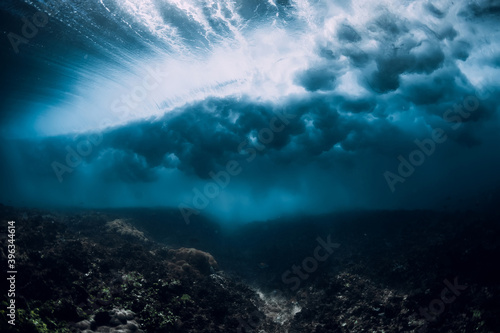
[{"xmin": 166, "ymin": 247, "xmax": 218, "ymax": 277}]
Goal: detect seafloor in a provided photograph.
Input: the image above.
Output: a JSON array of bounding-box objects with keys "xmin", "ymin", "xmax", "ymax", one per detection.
[{"xmin": 1, "ymin": 204, "xmax": 499, "ymax": 332}]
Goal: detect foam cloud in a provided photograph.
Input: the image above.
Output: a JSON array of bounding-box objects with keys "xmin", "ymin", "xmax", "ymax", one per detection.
[{"xmin": 0, "ymin": 0, "xmax": 499, "ymax": 222}]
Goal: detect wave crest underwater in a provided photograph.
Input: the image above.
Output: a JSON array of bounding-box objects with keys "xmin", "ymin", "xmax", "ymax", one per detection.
[{"xmin": 1, "ymin": 0, "xmax": 500, "ymax": 223}]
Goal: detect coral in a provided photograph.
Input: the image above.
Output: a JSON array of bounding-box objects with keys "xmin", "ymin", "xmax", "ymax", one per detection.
[
  {"xmin": 74, "ymin": 308, "xmax": 143, "ymax": 333},
  {"xmin": 105, "ymin": 219, "xmax": 147, "ymax": 241},
  {"xmin": 166, "ymin": 247, "xmax": 218, "ymax": 278}
]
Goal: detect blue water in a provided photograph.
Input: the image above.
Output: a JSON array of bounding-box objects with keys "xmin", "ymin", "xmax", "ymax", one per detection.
[{"xmin": 0, "ymin": 0, "xmax": 499, "ymax": 224}]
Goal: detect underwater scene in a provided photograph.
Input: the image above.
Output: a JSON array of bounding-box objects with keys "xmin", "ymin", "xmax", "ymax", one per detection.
[{"xmin": 1, "ymin": 0, "xmax": 499, "ymax": 332}]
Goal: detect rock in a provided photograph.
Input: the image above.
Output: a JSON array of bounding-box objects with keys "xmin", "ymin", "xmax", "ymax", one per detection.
[
  {"xmin": 105, "ymin": 219, "xmax": 147, "ymax": 241},
  {"xmin": 126, "ymin": 321, "xmax": 139, "ymax": 331},
  {"xmin": 109, "ymin": 317, "xmax": 122, "ymax": 327},
  {"xmin": 75, "ymin": 319, "xmax": 92, "ymax": 330},
  {"xmin": 94, "ymin": 311, "xmax": 111, "ymax": 326},
  {"xmin": 167, "ymin": 247, "xmax": 218, "ymax": 277}
]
